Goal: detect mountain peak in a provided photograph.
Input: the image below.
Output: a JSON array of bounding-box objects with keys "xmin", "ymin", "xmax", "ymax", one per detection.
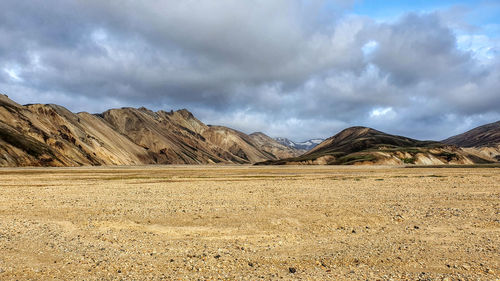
[
  {"xmin": 274, "ymin": 137, "xmax": 324, "ymax": 151},
  {"xmin": 336, "ymin": 126, "xmax": 378, "ymax": 135},
  {"xmin": 175, "ymin": 109, "xmax": 194, "ymax": 119},
  {"xmin": 249, "ymin": 132, "xmax": 267, "ymax": 137},
  {"xmin": 325, "ymin": 126, "xmax": 381, "ymax": 143}
]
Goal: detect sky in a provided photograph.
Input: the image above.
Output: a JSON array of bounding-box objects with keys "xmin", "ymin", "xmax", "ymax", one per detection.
[{"xmin": 1, "ymin": 0, "xmax": 499, "ymax": 141}]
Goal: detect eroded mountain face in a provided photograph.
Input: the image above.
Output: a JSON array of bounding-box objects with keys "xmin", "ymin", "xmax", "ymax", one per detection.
[
  {"xmin": 249, "ymin": 132, "xmax": 305, "ymax": 159},
  {"xmin": 0, "ymin": 95, "xmax": 149, "ymax": 166},
  {"xmin": 0, "ymin": 95, "xmax": 300, "ymax": 166},
  {"xmin": 443, "ymin": 121, "xmax": 500, "ymax": 162}
]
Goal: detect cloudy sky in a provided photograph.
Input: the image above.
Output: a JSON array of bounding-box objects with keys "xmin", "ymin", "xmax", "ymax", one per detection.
[{"xmin": 1, "ymin": 0, "xmax": 499, "ymax": 141}]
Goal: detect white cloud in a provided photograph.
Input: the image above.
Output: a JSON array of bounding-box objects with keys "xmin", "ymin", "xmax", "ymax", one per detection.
[
  {"xmin": 370, "ymin": 107, "xmax": 394, "ymax": 118},
  {"xmin": 3, "ymin": 67, "xmax": 22, "ymax": 81}
]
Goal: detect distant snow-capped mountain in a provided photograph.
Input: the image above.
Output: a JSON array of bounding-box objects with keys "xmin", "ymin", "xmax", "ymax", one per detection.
[
  {"xmin": 274, "ymin": 137, "xmax": 296, "ymax": 148},
  {"xmin": 274, "ymin": 137, "xmax": 324, "ymax": 150}
]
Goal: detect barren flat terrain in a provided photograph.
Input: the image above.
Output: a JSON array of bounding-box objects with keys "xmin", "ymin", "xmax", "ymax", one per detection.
[{"xmin": 0, "ymin": 166, "xmax": 498, "ymax": 280}]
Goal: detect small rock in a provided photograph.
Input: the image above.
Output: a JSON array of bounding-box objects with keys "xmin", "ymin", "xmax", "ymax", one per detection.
[
  {"xmin": 214, "ymin": 254, "xmax": 221, "ymax": 259},
  {"xmin": 248, "ymin": 262, "xmax": 253, "ymax": 267},
  {"xmin": 289, "ymin": 267, "xmax": 296, "ymax": 274},
  {"xmin": 413, "ymin": 225, "xmax": 419, "ymax": 229}
]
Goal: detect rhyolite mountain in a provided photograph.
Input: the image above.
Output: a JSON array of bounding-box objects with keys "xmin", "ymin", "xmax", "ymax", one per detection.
[
  {"xmin": 275, "ymin": 137, "xmax": 324, "ymax": 150},
  {"xmin": 443, "ymin": 121, "xmax": 500, "ymax": 162},
  {"xmin": 258, "ymin": 126, "xmax": 496, "ymax": 165},
  {"xmin": 0, "ymin": 94, "xmax": 301, "ymax": 166}
]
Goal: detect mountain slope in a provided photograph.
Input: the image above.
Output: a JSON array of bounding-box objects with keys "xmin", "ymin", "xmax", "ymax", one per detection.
[
  {"xmin": 203, "ymin": 127, "xmax": 276, "ymax": 163},
  {"xmin": 258, "ymin": 127, "xmax": 491, "ymax": 165},
  {"xmin": 0, "ymin": 94, "xmax": 284, "ymax": 166},
  {"xmin": 0, "ymin": 95, "xmax": 151, "ymax": 166},
  {"xmin": 101, "ymin": 107, "xmax": 276, "ymax": 164},
  {"xmin": 249, "ymin": 132, "xmax": 304, "ymax": 159},
  {"xmin": 101, "ymin": 107, "xmax": 220, "ymax": 164},
  {"xmin": 443, "ymin": 121, "xmax": 500, "ymax": 162},
  {"xmin": 443, "ymin": 121, "xmax": 500, "ymax": 147}
]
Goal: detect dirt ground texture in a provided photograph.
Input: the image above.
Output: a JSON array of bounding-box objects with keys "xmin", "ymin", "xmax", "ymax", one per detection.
[{"xmin": 0, "ymin": 165, "xmax": 498, "ymax": 280}]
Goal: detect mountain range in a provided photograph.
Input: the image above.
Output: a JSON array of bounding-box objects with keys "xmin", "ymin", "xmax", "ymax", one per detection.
[
  {"xmin": 1, "ymin": 94, "xmax": 499, "ymax": 166},
  {"xmin": 274, "ymin": 137, "xmax": 324, "ymax": 150},
  {"xmin": 0, "ymin": 94, "xmax": 300, "ymax": 166},
  {"xmin": 259, "ymin": 124, "xmax": 500, "ymax": 165}
]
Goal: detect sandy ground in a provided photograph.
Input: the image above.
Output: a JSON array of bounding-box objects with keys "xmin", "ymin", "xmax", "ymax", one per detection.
[{"xmin": 0, "ymin": 165, "xmax": 498, "ymax": 280}]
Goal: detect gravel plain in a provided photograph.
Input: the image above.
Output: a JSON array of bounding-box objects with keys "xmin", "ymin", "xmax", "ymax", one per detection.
[{"xmin": 0, "ymin": 165, "xmax": 498, "ymax": 280}]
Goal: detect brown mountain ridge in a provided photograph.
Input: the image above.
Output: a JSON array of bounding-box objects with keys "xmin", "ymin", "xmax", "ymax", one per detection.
[{"xmin": 0, "ymin": 94, "xmax": 299, "ymax": 166}]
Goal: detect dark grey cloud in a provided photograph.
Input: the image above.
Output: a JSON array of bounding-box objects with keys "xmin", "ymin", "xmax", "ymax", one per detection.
[
  {"xmin": 0, "ymin": 0, "xmax": 499, "ymax": 141},
  {"xmin": 369, "ymin": 13, "xmax": 473, "ymax": 86}
]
